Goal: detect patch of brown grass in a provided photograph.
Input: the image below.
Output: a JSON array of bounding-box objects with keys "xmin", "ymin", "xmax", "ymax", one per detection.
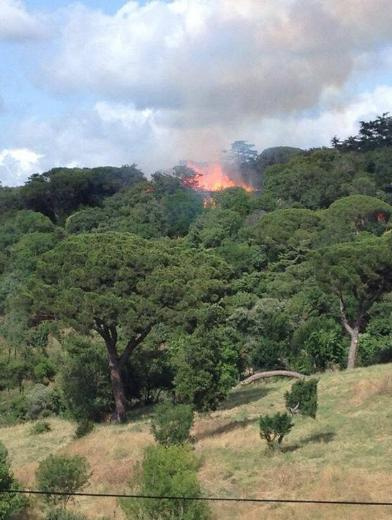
[{"xmin": 2, "ymin": 364, "xmax": 392, "ymax": 519}]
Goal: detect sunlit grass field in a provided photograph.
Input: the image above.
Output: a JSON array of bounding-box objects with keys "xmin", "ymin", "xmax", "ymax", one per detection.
[{"xmin": 1, "ymin": 363, "xmax": 392, "ymax": 519}]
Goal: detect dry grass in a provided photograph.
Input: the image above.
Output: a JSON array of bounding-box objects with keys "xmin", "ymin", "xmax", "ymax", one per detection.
[{"xmin": 1, "ymin": 363, "xmax": 392, "ymax": 519}]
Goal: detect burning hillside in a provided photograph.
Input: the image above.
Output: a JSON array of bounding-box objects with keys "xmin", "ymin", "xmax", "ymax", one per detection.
[{"xmin": 186, "ymin": 160, "xmax": 254, "ymax": 192}]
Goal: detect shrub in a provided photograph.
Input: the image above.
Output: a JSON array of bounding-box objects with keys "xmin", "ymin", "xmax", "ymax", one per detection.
[
  {"xmin": 259, "ymin": 412, "xmax": 294, "ymax": 450},
  {"xmin": 31, "ymin": 420, "xmax": 52, "ymax": 435},
  {"xmin": 285, "ymin": 379, "xmax": 318, "ymax": 418},
  {"xmin": 122, "ymin": 445, "xmax": 210, "ymax": 520},
  {"xmin": 292, "ymin": 318, "xmax": 346, "ymax": 372},
  {"xmin": 45, "ymin": 509, "xmax": 87, "ymax": 520},
  {"xmin": 173, "ymin": 326, "xmax": 240, "ymax": 412},
  {"xmin": 33, "ymin": 358, "xmax": 56, "ymax": 383},
  {"xmin": 0, "ymin": 393, "xmax": 27, "ymax": 426},
  {"xmin": 36, "ymin": 454, "xmax": 90, "ymax": 507},
  {"xmin": 60, "ymin": 336, "xmax": 113, "ymax": 422},
  {"xmin": 25, "ymin": 384, "xmax": 62, "ymax": 420},
  {"xmin": 151, "ymin": 402, "xmax": 194, "ymax": 446},
  {"xmin": 0, "ymin": 441, "xmax": 26, "ymax": 519},
  {"xmin": 74, "ymin": 420, "xmax": 94, "ymax": 439}
]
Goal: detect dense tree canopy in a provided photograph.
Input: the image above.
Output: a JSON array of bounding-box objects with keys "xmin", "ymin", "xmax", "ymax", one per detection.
[{"xmin": 2, "ymin": 113, "xmax": 392, "ymax": 424}]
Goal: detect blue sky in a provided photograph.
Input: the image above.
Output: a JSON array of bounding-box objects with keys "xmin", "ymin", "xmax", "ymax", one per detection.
[{"xmin": 1, "ymin": 0, "xmax": 392, "ymax": 185}]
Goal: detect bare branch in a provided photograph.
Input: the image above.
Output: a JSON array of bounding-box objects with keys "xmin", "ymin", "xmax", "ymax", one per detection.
[{"xmin": 240, "ymin": 370, "xmax": 304, "ymax": 386}]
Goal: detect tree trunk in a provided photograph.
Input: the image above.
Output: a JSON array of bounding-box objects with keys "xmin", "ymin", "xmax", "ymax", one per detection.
[
  {"xmin": 107, "ymin": 348, "xmax": 127, "ymax": 422},
  {"xmin": 240, "ymin": 370, "xmax": 304, "ymax": 386},
  {"xmin": 347, "ymin": 326, "xmax": 360, "ymax": 369}
]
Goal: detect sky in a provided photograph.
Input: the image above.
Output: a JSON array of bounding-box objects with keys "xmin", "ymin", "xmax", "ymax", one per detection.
[{"xmin": 1, "ymin": 0, "xmax": 392, "ymax": 186}]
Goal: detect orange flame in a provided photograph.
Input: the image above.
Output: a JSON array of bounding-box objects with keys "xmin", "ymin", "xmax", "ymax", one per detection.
[{"xmin": 186, "ymin": 160, "xmax": 253, "ymax": 192}]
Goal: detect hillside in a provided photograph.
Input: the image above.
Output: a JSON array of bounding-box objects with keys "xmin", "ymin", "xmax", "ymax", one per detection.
[{"xmin": 1, "ymin": 363, "xmax": 392, "ymax": 519}]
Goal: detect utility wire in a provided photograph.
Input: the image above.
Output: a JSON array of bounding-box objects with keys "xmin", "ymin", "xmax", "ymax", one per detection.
[{"xmin": 1, "ymin": 489, "xmax": 392, "ymax": 507}]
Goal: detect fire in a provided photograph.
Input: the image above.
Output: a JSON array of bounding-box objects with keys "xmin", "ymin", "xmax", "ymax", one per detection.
[{"xmin": 186, "ymin": 160, "xmax": 253, "ymax": 192}]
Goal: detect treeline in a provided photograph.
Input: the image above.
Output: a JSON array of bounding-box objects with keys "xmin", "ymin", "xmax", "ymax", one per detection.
[{"xmin": 0, "ymin": 114, "xmax": 392, "ymax": 425}]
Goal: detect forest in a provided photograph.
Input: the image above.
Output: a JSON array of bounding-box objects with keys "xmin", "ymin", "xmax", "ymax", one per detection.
[
  {"xmin": 1, "ymin": 113, "xmax": 392, "ymax": 519},
  {"xmin": 0, "ymin": 114, "xmax": 392, "ymax": 427}
]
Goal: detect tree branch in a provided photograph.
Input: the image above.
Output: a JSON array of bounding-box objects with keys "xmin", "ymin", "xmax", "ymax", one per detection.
[
  {"xmin": 239, "ymin": 370, "xmax": 304, "ymax": 386},
  {"xmin": 338, "ymin": 296, "xmax": 354, "ymax": 336},
  {"xmin": 119, "ymin": 323, "xmax": 154, "ymax": 368}
]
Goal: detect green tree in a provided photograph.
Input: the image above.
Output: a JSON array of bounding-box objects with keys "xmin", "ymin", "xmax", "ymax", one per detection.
[
  {"xmin": 285, "ymin": 379, "xmax": 318, "ymax": 418},
  {"xmin": 59, "ymin": 336, "xmax": 113, "ymax": 422},
  {"xmin": 122, "ymin": 445, "xmax": 210, "ymax": 520},
  {"xmin": 36, "ymin": 454, "xmax": 90, "ymax": 508},
  {"xmin": 151, "ymin": 402, "xmax": 194, "ymax": 446},
  {"xmin": 320, "ymin": 195, "xmax": 392, "ymax": 245},
  {"xmin": 248, "ymin": 208, "xmax": 321, "ymax": 264},
  {"xmin": 0, "ymin": 441, "xmax": 25, "ymax": 519},
  {"xmin": 312, "ymin": 236, "xmax": 392, "ymax": 368},
  {"xmin": 173, "ymin": 319, "xmax": 240, "ymax": 412},
  {"xmin": 259, "ymin": 412, "xmax": 294, "ymax": 450},
  {"xmin": 332, "ymin": 113, "xmax": 392, "ymax": 152},
  {"xmin": 25, "ymin": 233, "xmax": 229, "ymax": 421},
  {"xmin": 188, "ymin": 208, "xmax": 243, "ymax": 248},
  {"xmin": 21, "ymin": 165, "xmax": 144, "ymax": 223}
]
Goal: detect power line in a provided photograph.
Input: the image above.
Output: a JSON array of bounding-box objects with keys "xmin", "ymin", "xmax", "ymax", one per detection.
[{"xmin": 1, "ymin": 489, "xmax": 392, "ymax": 507}]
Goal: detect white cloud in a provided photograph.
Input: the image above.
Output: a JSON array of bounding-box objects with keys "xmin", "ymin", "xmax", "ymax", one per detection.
[
  {"xmin": 0, "ymin": 148, "xmax": 43, "ymax": 185},
  {"xmin": 3, "ymin": 84, "xmax": 392, "ymax": 187},
  {"xmin": 45, "ymin": 0, "xmax": 392, "ymax": 122},
  {"xmin": 2, "ymin": 0, "xmax": 392, "ymax": 185},
  {"xmin": 0, "ymin": 0, "xmax": 45, "ymax": 41}
]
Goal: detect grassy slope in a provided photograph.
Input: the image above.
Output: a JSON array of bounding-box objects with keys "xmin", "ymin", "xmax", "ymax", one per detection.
[{"xmin": 1, "ymin": 364, "xmax": 392, "ymax": 519}]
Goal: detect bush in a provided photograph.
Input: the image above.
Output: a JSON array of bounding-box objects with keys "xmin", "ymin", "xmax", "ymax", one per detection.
[
  {"xmin": 60, "ymin": 336, "xmax": 113, "ymax": 422},
  {"xmin": 31, "ymin": 420, "xmax": 52, "ymax": 435},
  {"xmin": 151, "ymin": 402, "xmax": 194, "ymax": 446},
  {"xmin": 0, "ymin": 393, "xmax": 27, "ymax": 426},
  {"xmin": 45, "ymin": 509, "xmax": 87, "ymax": 520},
  {"xmin": 36, "ymin": 454, "xmax": 90, "ymax": 507},
  {"xmin": 122, "ymin": 445, "xmax": 210, "ymax": 520},
  {"xmin": 25, "ymin": 384, "xmax": 62, "ymax": 420},
  {"xmin": 259, "ymin": 412, "xmax": 294, "ymax": 450},
  {"xmin": 173, "ymin": 326, "xmax": 240, "ymax": 412},
  {"xmin": 285, "ymin": 379, "xmax": 318, "ymax": 418},
  {"xmin": 0, "ymin": 441, "xmax": 26, "ymax": 519},
  {"xmin": 33, "ymin": 358, "xmax": 56, "ymax": 383},
  {"xmin": 292, "ymin": 318, "xmax": 346, "ymax": 372},
  {"xmin": 74, "ymin": 420, "xmax": 94, "ymax": 439}
]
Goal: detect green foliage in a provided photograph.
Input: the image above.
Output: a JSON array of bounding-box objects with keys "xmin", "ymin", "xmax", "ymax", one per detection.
[
  {"xmin": 212, "ymin": 187, "xmax": 252, "ymax": 216},
  {"xmin": 36, "ymin": 454, "xmax": 90, "ymax": 507},
  {"xmin": 30, "ymin": 420, "xmax": 52, "ymax": 435},
  {"xmin": 122, "ymin": 445, "xmax": 210, "ymax": 520},
  {"xmin": 292, "ymin": 317, "xmax": 346, "ymax": 372},
  {"xmin": 320, "ymin": 195, "xmax": 392, "ymax": 245},
  {"xmin": 25, "ymin": 384, "xmax": 62, "ymax": 420},
  {"xmin": 33, "ymin": 358, "xmax": 57, "ymax": 384},
  {"xmin": 26, "ymin": 232, "xmax": 229, "ymax": 420},
  {"xmin": 229, "ymin": 298, "xmax": 291, "ymax": 371},
  {"xmin": 285, "ymin": 379, "xmax": 318, "ymax": 418},
  {"xmin": 173, "ymin": 323, "xmax": 240, "ymax": 412},
  {"xmin": 151, "ymin": 402, "xmax": 194, "ymax": 446},
  {"xmin": 248, "ymin": 208, "xmax": 321, "ymax": 263},
  {"xmin": 188, "ymin": 208, "xmax": 243, "ymax": 248},
  {"xmin": 259, "ymin": 412, "xmax": 294, "ymax": 450},
  {"xmin": 0, "ymin": 441, "xmax": 26, "ymax": 519},
  {"xmin": 60, "ymin": 336, "xmax": 113, "ymax": 422},
  {"xmin": 312, "ymin": 236, "xmax": 392, "ymax": 367},
  {"xmin": 21, "ymin": 165, "xmax": 144, "ymax": 222},
  {"xmin": 332, "ymin": 113, "xmax": 392, "ymax": 152},
  {"xmin": 357, "ymin": 333, "xmax": 392, "ymax": 366},
  {"xmin": 262, "ymin": 148, "xmax": 377, "ymax": 210},
  {"xmin": 74, "ymin": 420, "xmax": 94, "ymax": 439}
]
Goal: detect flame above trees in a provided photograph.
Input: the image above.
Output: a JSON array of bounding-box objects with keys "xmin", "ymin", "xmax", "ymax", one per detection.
[{"xmin": 185, "ymin": 161, "xmax": 253, "ymax": 192}]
